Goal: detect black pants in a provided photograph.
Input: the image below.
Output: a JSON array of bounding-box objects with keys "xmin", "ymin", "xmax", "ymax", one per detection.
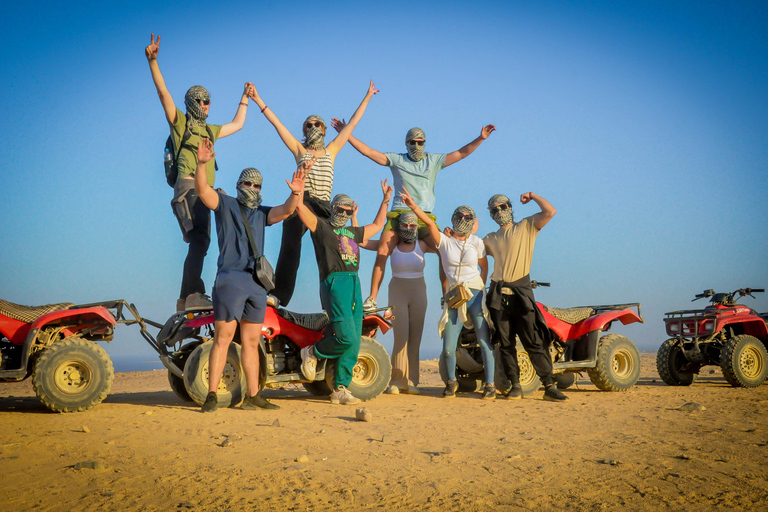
[
  {"xmin": 491, "ymin": 294, "xmax": 553, "ymax": 387},
  {"xmin": 177, "ymin": 189, "xmax": 210, "ymax": 300},
  {"xmin": 272, "ymin": 194, "xmax": 331, "ymax": 306}
]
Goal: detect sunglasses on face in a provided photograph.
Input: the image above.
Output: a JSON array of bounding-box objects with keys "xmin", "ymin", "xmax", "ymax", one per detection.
[
  {"xmin": 200, "ymin": 99, "xmax": 210, "ymax": 105},
  {"xmin": 240, "ymin": 181, "xmax": 261, "ymax": 189},
  {"xmin": 334, "ymin": 207, "xmax": 353, "ymax": 215},
  {"xmin": 400, "ymin": 223, "xmax": 418, "ymax": 230},
  {"xmin": 455, "ymin": 213, "xmax": 474, "ymax": 221},
  {"xmin": 490, "ymin": 203, "xmax": 510, "ymax": 215},
  {"xmin": 306, "ymin": 121, "xmax": 324, "ymax": 128},
  {"xmin": 408, "ymin": 140, "xmax": 425, "ymax": 146}
]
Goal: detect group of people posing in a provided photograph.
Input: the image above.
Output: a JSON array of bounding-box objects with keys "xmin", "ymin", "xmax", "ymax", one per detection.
[{"xmin": 145, "ymin": 33, "xmax": 568, "ymax": 411}]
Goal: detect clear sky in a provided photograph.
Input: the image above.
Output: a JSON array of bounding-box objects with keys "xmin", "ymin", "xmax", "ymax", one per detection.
[{"xmin": 1, "ymin": 1, "xmax": 766, "ymax": 370}]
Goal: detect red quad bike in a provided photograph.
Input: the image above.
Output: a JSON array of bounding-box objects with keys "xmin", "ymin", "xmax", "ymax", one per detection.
[
  {"xmin": 158, "ymin": 304, "xmax": 394, "ymax": 407},
  {"xmin": 439, "ymin": 282, "xmax": 644, "ymax": 395},
  {"xmin": 1, "ymin": 296, "xmax": 393, "ymax": 412},
  {"xmin": 657, "ymin": 288, "xmax": 768, "ymax": 387}
]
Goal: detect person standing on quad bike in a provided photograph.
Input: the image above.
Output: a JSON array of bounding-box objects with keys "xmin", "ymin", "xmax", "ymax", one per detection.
[
  {"xmin": 194, "ymin": 139, "xmax": 309, "ymax": 412},
  {"xmin": 145, "ymin": 33, "xmax": 253, "ymax": 312},
  {"xmin": 297, "ymin": 182, "xmax": 392, "ymax": 405},
  {"xmin": 482, "ymin": 192, "xmax": 567, "ymax": 402}
]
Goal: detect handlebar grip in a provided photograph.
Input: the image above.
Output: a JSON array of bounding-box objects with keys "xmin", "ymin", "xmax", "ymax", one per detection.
[
  {"xmin": 752, "ymin": 288, "xmax": 765, "ymax": 293},
  {"xmin": 538, "ymin": 282, "xmax": 551, "ymax": 287}
]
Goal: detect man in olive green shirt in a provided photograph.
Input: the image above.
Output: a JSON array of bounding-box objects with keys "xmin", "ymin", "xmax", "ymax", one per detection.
[{"xmin": 145, "ymin": 33, "xmax": 252, "ymax": 311}]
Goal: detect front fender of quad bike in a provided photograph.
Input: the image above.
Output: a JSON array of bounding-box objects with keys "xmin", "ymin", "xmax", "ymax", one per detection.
[
  {"xmin": 587, "ymin": 334, "xmax": 641, "ymax": 391},
  {"xmin": 31, "ymin": 337, "xmax": 114, "ymax": 413},
  {"xmin": 656, "ymin": 338, "xmax": 698, "ymax": 386},
  {"xmin": 322, "ymin": 336, "xmax": 391, "ymax": 400},
  {"xmin": 183, "ymin": 341, "xmax": 247, "ymax": 407},
  {"xmin": 720, "ymin": 335, "xmax": 768, "ymax": 388}
]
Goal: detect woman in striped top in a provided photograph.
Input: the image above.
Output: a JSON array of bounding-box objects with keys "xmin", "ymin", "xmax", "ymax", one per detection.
[{"xmin": 248, "ymin": 81, "xmax": 378, "ymax": 306}]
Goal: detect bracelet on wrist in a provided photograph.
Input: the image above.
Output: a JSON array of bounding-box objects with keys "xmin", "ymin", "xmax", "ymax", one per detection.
[
  {"xmin": 261, "ymin": 105, "xmax": 268, "ymax": 113},
  {"xmin": 239, "ymin": 102, "xmax": 248, "ymax": 107}
]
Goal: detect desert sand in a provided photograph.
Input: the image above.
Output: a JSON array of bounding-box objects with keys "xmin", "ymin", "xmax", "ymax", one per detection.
[{"xmin": 1, "ymin": 353, "xmax": 767, "ymax": 511}]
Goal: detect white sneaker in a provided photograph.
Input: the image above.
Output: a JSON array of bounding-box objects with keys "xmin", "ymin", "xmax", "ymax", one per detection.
[
  {"xmin": 330, "ymin": 386, "xmax": 360, "ymax": 405},
  {"xmin": 301, "ymin": 346, "xmax": 317, "ymax": 381},
  {"xmin": 185, "ymin": 292, "xmax": 212, "ymax": 311},
  {"xmin": 386, "ymin": 385, "xmax": 400, "ymax": 395},
  {"xmin": 362, "ymin": 296, "xmax": 377, "ymax": 313},
  {"xmin": 403, "ymin": 386, "xmax": 421, "ymax": 395}
]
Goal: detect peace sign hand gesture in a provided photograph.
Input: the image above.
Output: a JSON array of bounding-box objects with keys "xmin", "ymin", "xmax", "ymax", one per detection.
[{"xmin": 145, "ymin": 33, "xmax": 160, "ymax": 61}]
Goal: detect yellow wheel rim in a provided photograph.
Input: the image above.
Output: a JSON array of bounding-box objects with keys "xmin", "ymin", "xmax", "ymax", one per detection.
[
  {"xmin": 352, "ymin": 353, "xmax": 378, "ymax": 386},
  {"xmin": 739, "ymin": 346, "xmax": 764, "ymax": 379},
  {"xmin": 611, "ymin": 348, "xmax": 634, "ymax": 379},
  {"xmin": 518, "ymin": 353, "xmax": 536, "ymax": 386},
  {"xmin": 54, "ymin": 359, "xmax": 93, "ymax": 395},
  {"xmin": 203, "ymin": 359, "xmax": 241, "ymax": 393}
]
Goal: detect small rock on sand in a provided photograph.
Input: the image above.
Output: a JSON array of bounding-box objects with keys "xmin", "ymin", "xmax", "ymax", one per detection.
[
  {"xmin": 678, "ymin": 402, "xmax": 706, "ymax": 413},
  {"xmin": 81, "ymin": 426, "xmax": 90, "ymax": 433},
  {"xmin": 355, "ymin": 408, "xmax": 373, "ymax": 422},
  {"xmin": 296, "ymin": 454, "xmax": 309, "ymax": 463},
  {"xmin": 73, "ymin": 460, "xmax": 105, "ymax": 470}
]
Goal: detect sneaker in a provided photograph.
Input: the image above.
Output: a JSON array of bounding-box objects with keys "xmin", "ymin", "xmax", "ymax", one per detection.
[
  {"xmin": 481, "ymin": 383, "xmax": 496, "ymax": 400},
  {"xmin": 403, "ymin": 386, "xmax": 421, "ymax": 395},
  {"xmin": 301, "ymin": 346, "xmax": 317, "ymax": 381},
  {"xmin": 442, "ymin": 380, "xmax": 458, "ymax": 398},
  {"xmin": 201, "ymin": 392, "xmax": 218, "ymax": 413},
  {"xmin": 386, "ymin": 385, "xmax": 400, "ymax": 395},
  {"xmin": 185, "ymin": 292, "xmax": 213, "ymax": 311},
  {"xmin": 362, "ymin": 296, "xmax": 377, "ymax": 313},
  {"xmin": 266, "ymin": 295, "xmax": 280, "ymax": 308},
  {"xmin": 241, "ymin": 393, "xmax": 280, "ymax": 410},
  {"xmin": 503, "ymin": 384, "xmax": 523, "ymax": 400},
  {"xmin": 543, "ymin": 384, "xmax": 568, "ymax": 402},
  {"xmin": 330, "ymin": 386, "xmax": 361, "ymax": 405},
  {"xmin": 176, "ymin": 299, "xmax": 186, "ymax": 312}
]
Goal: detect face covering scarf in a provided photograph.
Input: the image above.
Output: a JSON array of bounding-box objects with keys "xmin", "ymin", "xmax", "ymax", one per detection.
[
  {"xmin": 185, "ymin": 85, "xmax": 210, "ymax": 129},
  {"xmin": 487, "ymin": 193, "xmax": 514, "ymax": 227},
  {"xmin": 330, "ymin": 194, "xmax": 354, "ymax": 228},
  {"xmin": 397, "ymin": 211, "xmax": 419, "ymax": 243},
  {"xmin": 451, "ymin": 205, "xmax": 475, "ymax": 237},
  {"xmin": 236, "ymin": 167, "xmax": 263, "ymax": 209},
  {"xmin": 303, "ymin": 115, "xmax": 326, "ymax": 150},
  {"xmin": 405, "ymin": 127, "xmax": 426, "ymax": 162}
]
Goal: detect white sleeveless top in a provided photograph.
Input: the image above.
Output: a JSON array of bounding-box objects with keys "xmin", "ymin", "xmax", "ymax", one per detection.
[{"xmin": 390, "ymin": 242, "xmax": 426, "ymax": 279}]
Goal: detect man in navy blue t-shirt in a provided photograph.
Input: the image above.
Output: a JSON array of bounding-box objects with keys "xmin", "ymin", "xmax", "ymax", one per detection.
[{"xmin": 195, "ymin": 139, "xmax": 310, "ymax": 412}]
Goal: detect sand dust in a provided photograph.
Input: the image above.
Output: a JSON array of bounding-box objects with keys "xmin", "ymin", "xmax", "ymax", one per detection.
[{"xmin": 1, "ymin": 354, "xmax": 767, "ymax": 511}]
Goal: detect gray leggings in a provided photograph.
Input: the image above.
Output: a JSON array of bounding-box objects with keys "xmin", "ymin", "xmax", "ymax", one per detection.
[{"xmin": 388, "ymin": 277, "xmax": 428, "ymax": 388}]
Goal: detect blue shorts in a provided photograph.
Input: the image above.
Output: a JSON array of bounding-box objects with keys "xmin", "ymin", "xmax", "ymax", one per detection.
[{"xmin": 212, "ymin": 270, "xmax": 267, "ymax": 323}]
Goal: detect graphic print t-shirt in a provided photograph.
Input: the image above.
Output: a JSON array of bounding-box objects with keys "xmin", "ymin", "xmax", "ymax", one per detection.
[{"xmin": 310, "ymin": 218, "xmax": 365, "ymax": 281}]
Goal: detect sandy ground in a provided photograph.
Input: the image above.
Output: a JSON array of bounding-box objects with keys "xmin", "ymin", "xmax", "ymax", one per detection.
[{"xmin": 1, "ymin": 353, "xmax": 767, "ymax": 512}]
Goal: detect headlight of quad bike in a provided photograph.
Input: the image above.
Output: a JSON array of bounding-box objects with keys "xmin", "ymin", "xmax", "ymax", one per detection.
[
  {"xmin": 701, "ymin": 320, "xmax": 715, "ymax": 334},
  {"xmin": 667, "ymin": 322, "xmax": 680, "ymax": 335}
]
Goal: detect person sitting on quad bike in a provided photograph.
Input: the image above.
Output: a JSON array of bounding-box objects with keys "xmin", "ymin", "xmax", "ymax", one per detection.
[
  {"xmin": 194, "ymin": 139, "xmax": 309, "ymax": 412},
  {"xmin": 297, "ymin": 181, "xmax": 392, "ymax": 405},
  {"xmin": 482, "ymin": 192, "xmax": 567, "ymax": 402}
]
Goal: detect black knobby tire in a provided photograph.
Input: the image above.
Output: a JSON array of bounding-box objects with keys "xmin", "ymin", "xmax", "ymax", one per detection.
[
  {"xmin": 720, "ymin": 335, "xmax": 768, "ymax": 388},
  {"xmin": 183, "ymin": 341, "xmax": 247, "ymax": 407},
  {"xmin": 553, "ymin": 372, "xmax": 577, "ymax": 389},
  {"xmin": 440, "ymin": 343, "xmax": 541, "ymax": 395},
  {"xmin": 31, "ymin": 337, "xmax": 114, "ymax": 413},
  {"xmin": 587, "ymin": 334, "xmax": 641, "ymax": 391},
  {"xmin": 656, "ymin": 338, "xmax": 698, "ymax": 386},
  {"xmin": 438, "ymin": 352, "xmax": 483, "ymax": 392},
  {"xmin": 324, "ymin": 336, "xmax": 391, "ymax": 401},
  {"xmin": 168, "ymin": 371, "xmax": 193, "ymax": 402},
  {"xmin": 302, "ymin": 381, "xmax": 333, "ymax": 396}
]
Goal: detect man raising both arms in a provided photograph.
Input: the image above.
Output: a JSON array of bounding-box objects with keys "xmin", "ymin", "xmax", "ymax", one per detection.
[
  {"xmin": 482, "ymin": 192, "xmax": 567, "ymax": 402},
  {"xmin": 145, "ymin": 33, "xmax": 252, "ymax": 311},
  {"xmin": 331, "ymin": 120, "xmax": 495, "ymax": 311}
]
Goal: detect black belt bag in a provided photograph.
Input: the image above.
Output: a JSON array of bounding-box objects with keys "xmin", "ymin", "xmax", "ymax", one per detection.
[{"xmin": 239, "ymin": 204, "xmax": 275, "ymax": 293}]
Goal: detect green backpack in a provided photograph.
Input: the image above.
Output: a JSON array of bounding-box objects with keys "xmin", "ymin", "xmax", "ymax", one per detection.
[{"xmin": 164, "ymin": 124, "xmax": 217, "ymax": 187}]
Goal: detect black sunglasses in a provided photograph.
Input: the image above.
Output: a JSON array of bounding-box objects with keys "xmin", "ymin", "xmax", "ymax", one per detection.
[
  {"xmin": 335, "ymin": 206, "xmax": 353, "ymax": 215},
  {"xmin": 306, "ymin": 121, "xmax": 324, "ymax": 128},
  {"xmin": 490, "ymin": 203, "xmax": 510, "ymax": 215},
  {"xmin": 241, "ymin": 181, "xmax": 261, "ymax": 189},
  {"xmin": 200, "ymin": 99, "xmax": 210, "ymax": 105},
  {"xmin": 408, "ymin": 140, "xmax": 425, "ymax": 146}
]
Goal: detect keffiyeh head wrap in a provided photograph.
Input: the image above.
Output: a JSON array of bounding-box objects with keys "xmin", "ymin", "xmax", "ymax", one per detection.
[
  {"xmin": 451, "ymin": 205, "xmax": 475, "ymax": 237},
  {"xmin": 185, "ymin": 85, "xmax": 210, "ymax": 128},
  {"xmin": 397, "ymin": 211, "xmax": 419, "ymax": 243},
  {"xmin": 487, "ymin": 194, "xmax": 514, "ymax": 227},
  {"xmin": 330, "ymin": 193, "xmax": 354, "ymax": 228},
  {"xmin": 303, "ymin": 115, "xmax": 326, "ymax": 150},
  {"xmin": 405, "ymin": 127, "xmax": 426, "ymax": 162},
  {"xmin": 236, "ymin": 167, "xmax": 263, "ymax": 209}
]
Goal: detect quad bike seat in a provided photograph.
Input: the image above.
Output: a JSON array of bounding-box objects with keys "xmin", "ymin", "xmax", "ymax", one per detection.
[
  {"xmin": 0, "ymin": 299, "xmax": 74, "ymax": 324},
  {"xmin": 276, "ymin": 309, "xmax": 329, "ymax": 331},
  {"xmin": 542, "ymin": 305, "xmax": 595, "ymax": 325}
]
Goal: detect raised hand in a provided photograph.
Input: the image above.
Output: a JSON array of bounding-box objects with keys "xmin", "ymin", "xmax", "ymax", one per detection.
[
  {"xmin": 520, "ymin": 192, "xmax": 533, "ymax": 204},
  {"xmin": 366, "ymin": 80, "xmax": 379, "ymax": 98},
  {"xmin": 197, "ymin": 139, "xmax": 215, "ymax": 164},
  {"xmin": 380, "ymin": 178, "xmax": 393, "ymax": 202},
  {"xmin": 244, "ymin": 82, "xmax": 254, "ymax": 97},
  {"xmin": 145, "ymin": 33, "xmax": 160, "ymax": 61},
  {"xmin": 481, "ymin": 124, "xmax": 496, "ymax": 139},
  {"xmin": 287, "ymin": 164, "xmax": 307, "ymax": 195},
  {"xmin": 399, "ymin": 187, "xmax": 416, "ymax": 209},
  {"xmin": 330, "ymin": 118, "xmax": 347, "ymax": 134},
  {"xmin": 247, "ymin": 84, "xmax": 260, "ymax": 101}
]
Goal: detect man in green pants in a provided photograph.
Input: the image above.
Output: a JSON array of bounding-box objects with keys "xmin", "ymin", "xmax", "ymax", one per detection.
[{"xmin": 296, "ymin": 179, "xmax": 391, "ymax": 404}]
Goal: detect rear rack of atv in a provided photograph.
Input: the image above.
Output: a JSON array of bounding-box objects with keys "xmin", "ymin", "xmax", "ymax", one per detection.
[{"xmin": 72, "ymin": 300, "xmax": 167, "ymax": 356}]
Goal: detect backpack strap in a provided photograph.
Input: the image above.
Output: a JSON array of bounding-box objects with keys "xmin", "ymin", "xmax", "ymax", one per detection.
[
  {"xmin": 177, "ymin": 121, "xmax": 219, "ymax": 172},
  {"xmin": 238, "ymin": 203, "xmax": 261, "ymax": 259}
]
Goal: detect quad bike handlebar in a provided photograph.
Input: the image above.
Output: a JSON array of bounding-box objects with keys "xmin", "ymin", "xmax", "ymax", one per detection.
[
  {"xmin": 692, "ymin": 288, "xmax": 764, "ymax": 305},
  {"xmin": 531, "ymin": 281, "xmax": 550, "ymax": 289}
]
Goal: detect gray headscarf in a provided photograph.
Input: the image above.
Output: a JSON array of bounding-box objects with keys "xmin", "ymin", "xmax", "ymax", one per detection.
[
  {"xmin": 405, "ymin": 127, "xmax": 426, "ymax": 162},
  {"xmin": 487, "ymin": 194, "xmax": 514, "ymax": 227},
  {"xmin": 303, "ymin": 115, "xmax": 326, "ymax": 150},
  {"xmin": 451, "ymin": 205, "xmax": 475, "ymax": 237},
  {"xmin": 236, "ymin": 168, "xmax": 263, "ymax": 209},
  {"xmin": 330, "ymin": 194, "xmax": 354, "ymax": 228},
  {"xmin": 397, "ymin": 211, "xmax": 419, "ymax": 243},
  {"xmin": 185, "ymin": 85, "xmax": 210, "ymax": 128}
]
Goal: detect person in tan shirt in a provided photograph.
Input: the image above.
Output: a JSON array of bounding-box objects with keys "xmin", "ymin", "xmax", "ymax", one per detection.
[{"xmin": 483, "ymin": 192, "xmax": 567, "ymax": 402}]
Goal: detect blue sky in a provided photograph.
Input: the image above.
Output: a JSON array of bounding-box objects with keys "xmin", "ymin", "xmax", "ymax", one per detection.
[{"xmin": 1, "ymin": 1, "xmax": 766, "ymax": 370}]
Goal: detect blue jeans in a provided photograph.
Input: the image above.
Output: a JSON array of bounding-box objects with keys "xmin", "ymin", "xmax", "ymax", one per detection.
[{"xmin": 442, "ymin": 288, "xmax": 494, "ymax": 384}]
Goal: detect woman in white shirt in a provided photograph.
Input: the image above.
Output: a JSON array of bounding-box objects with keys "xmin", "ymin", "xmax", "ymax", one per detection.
[{"xmin": 399, "ymin": 189, "xmax": 495, "ymax": 399}]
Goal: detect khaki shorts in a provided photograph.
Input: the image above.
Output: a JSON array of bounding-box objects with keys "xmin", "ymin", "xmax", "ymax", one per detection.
[{"xmin": 383, "ymin": 209, "xmax": 438, "ymax": 239}]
